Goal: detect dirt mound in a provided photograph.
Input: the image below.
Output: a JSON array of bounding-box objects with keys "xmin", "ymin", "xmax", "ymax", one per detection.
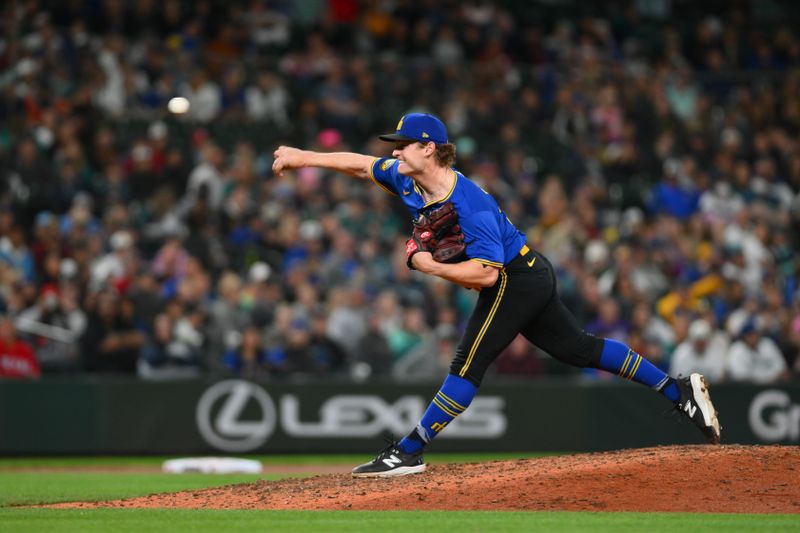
[{"xmin": 53, "ymin": 445, "xmax": 800, "ymax": 514}]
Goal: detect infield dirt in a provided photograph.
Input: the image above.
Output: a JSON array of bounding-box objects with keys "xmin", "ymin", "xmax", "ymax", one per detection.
[{"xmin": 52, "ymin": 445, "xmax": 799, "ymax": 513}]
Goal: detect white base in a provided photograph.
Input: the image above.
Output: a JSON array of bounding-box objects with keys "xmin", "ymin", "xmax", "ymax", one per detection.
[{"xmin": 162, "ymin": 457, "xmax": 263, "ymax": 474}]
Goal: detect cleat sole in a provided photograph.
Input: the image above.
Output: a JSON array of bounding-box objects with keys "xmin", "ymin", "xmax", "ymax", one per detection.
[
  {"xmin": 692, "ymin": 374, "xmax": 721, "ymax": 444},
  {"xmin": 352, "ymin": 464, "xmax": 427, "ymax": 478}
]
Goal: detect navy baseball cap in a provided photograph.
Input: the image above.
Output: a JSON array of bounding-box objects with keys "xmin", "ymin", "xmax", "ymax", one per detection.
[{"xmin": 379, "ymin": 113, "xmax": 448, "ymax": 144}]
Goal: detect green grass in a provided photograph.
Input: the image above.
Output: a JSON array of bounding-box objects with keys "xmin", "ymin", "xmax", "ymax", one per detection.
[
  {"xmin": 0, "ymin": 472, "xmax": 269, "ymax": 506},
  {"xmin": 0, "ymin": 509, "xmax": 797, "ymax": 533}
]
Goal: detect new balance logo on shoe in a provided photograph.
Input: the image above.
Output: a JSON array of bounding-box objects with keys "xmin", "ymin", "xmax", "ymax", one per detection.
[
  {"xmin": 382, "ymin": 455, "xmax": 403, "ymax": 468},
  {"xmin": 683, "ymin": 400, "xmax": 697, "ymax": 418}
]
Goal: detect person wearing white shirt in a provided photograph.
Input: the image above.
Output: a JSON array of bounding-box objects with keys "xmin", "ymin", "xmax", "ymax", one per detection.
[
  {"xmin": 670, "ymin": 319, "xmax": 728, "ymax": 383},
  {"xmin": 180, "ymin": 143, "xmax": 226, "ymax": 214},
  {"xmin": 726, "ymin": 321, "xmax": 787, "ymax": 384}
]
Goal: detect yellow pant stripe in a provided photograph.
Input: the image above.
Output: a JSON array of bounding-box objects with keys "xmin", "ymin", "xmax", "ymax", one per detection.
[
  {"xmin": 459, "ymin": 270, "xmax": 507, "ymax": 378},
  {"xmin": 438, "ymin": 391, "xmax": 466, "ymax": 412},
  {"xmin": 619, "ymin": 352, "xmax": 632, "ymax": 378},
  {"xmin": 625, "ymin": 353, "xmax": 639, "ymax": 379},
  {"xmin": 627, "ymin": 354, "xmax": 643, "ymax": 380},
  {"xmin": 432, "ymin": 397, "xmax": 460, "ymax": 418},
  {"xmin": 630, "ymin": 354, "xmax": 642, "ymax": 379}
]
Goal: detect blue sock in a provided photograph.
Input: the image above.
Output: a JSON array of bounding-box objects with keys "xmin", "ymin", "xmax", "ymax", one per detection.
[
  {"xmin": 597, "ymin": 338, "xmax": 679, "ymax": 403},
  {"xmin": 398, "ymin": 374, "xmax": 478, "ymax": 454}
]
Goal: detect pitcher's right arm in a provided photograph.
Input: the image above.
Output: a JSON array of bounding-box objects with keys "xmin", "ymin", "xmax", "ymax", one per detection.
[{"xmin": 272, "ymin": 146, "xmax": 374, "ymax": 180}]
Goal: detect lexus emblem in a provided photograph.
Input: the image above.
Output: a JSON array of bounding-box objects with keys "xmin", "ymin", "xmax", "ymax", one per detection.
[{"xmin": 196, "ymin": 380, "xmax": 277, "ymax": 452}]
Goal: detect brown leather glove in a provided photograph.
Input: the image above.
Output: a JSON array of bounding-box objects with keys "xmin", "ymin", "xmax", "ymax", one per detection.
[
  {"xmin": 426, "ymin": 202, "xmax": 466, "ymax": 263},
  {"xmin": 406, "ymin": 216, "xmax": 434, "ymax": 269}
]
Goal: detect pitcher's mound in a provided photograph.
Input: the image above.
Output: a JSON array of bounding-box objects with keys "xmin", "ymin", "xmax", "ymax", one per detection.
[{"xmin": 56, "ymin": 445, "xmax": 800, "ymax": 513}]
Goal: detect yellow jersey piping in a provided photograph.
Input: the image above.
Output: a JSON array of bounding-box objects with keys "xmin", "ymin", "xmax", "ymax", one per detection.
[
  {"xmin": 471, "ymin": 258, "xmax": 503, "ymax": 268},
  {"xmin": 422, "ymin": 169, "xmax": 458, "ymax": 208},
  {"xmin": 368, "ymin": 158, "xmax": 398, "ymax": 196}
]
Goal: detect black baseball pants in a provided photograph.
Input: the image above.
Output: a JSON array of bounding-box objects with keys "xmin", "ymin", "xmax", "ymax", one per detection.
[{"xmin": 451, "ymin": 245, "xmax": 605, "ymax": 386}]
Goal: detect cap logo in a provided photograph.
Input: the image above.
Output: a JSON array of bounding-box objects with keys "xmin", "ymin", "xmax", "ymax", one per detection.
[
  {"xmin": 422, "ymin": 132, "xmax": 429, "ymax": 138},
  {"xmin": 396, "ymin": 116, "xmax": 405, "ymax": 131}
]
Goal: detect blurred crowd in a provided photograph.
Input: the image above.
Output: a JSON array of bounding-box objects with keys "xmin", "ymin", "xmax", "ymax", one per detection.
[{"xmin": 1, "ymin": 0, "xmax": 800, "ymax": 384}]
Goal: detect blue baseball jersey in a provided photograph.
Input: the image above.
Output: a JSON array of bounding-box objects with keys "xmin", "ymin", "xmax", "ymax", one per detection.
[{"xmin": 369, "ymin": 157, "xmax": 526, "ymax": 267}]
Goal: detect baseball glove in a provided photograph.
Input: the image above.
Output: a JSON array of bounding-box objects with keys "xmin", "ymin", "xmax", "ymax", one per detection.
[
  {"xmin": 407, "ymin": 202, "xmax": 466, "ymax": 268},
  {"xmin": 427, "ymin": 202, "xmax": 466, "ymax": 263},
  {"xmin": 406, "ymin": 219, "xmax": 433, "ymax": 269}
]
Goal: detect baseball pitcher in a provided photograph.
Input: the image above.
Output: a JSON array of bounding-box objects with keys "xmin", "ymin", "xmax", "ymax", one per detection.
[{"xmin": 272, "ymin": 113, "xmax": 721, "ymax": 477}]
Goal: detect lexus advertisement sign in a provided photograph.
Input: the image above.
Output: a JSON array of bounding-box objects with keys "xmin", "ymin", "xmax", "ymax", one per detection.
[
  {"xmin": 0, "ymin": 379, "xmax": 798, "ymax": 454},
  {"xmin": 195, "ymin": 380, "xmax": 507, "ymax": 453}
]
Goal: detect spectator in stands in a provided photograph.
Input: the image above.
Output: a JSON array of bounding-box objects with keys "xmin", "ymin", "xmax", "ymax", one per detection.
[
  {"xmin": 387, "ymin": 307, "xmax": 429, "ymax": 363},
  {"xmin": 206, "ymin": 271, "xmax": 250, "ymax": 366},
  {"xmin": 0, "ymin": 225, "xmax": 35, "ymax": 285},
  {"xmin": 585, "ymin": 297, "xmax": 629, "ymax": 341},
  {"xmin": 180, "ymin": 142, "xmax": 226, "ymax": 215},
  {"xmin": 527, "ymin": 176, "xmax": 579, "ymax": 267},
  {"xmin": 7, "ymin": 138, "xmax": 52, "ymax": 229},
  {"xmin": 394, "ymin": 325, "xmax": 460, "ymax": 381},
  {"xmin": 222, "ymin": 324, "xmax": 280, "ymax": 378},
  {"xmin": 15, "ymin": 282, "xmax": 86, "ymax": 372},
  {"xmin": 89, "ymin": 230, "xmax": 137, "ymax": 294},
  {"xmin": 669, "ymin": 319, "xmax": 729, "ymax": 383},
  {"xmin": 306, "ymin": 312, "xmax": 347, "ymax": 374},
  {"xmin": 139, "ymin": 298, "xmax": 205, "ymax": 380},
  {"xmin": 647, "ymin": 158, "xmax": 702, "ymax": 220},
  {"xmin": 180, "ymin": 69, "xmax": 221, "ymax": 123},
  {"xmin": 1, "ymin": 1, "xmax": 799, "ymax": 384},
  {"xmin": 325, "ymin": 287, "xmax": 367, "ymax": 359},
  {"xmin": 0, "ymin": 315, "xmax": 40, "ymax": 379},
  {"xmin": 727, "ymin": 320, "xmax": 788, "ymax": 384},
  {"xmin": 80, "ymin": 290, "xmax": 145, "ymax": 373},
  {"xmin": 245, "ymin": 72, "xmax": 290, "ymax": 126},
  {"xmin": 353, "ymin": 313, "xmax": 394, "ymax": 380}
]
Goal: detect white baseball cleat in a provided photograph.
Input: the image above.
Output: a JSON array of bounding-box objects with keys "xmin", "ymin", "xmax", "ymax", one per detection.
[{"xmin": 675, "ymin": 373, "xmax": 721, "ymax": 444}]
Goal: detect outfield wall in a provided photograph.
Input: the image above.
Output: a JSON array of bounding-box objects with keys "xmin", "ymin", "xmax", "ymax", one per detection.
[{"xmin": 1, "ymin": 378, "xmax": 798, "ymax": 454}]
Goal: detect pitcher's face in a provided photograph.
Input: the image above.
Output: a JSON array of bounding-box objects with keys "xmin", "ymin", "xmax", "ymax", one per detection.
[{"xmin": 392, "ymin": 141, "xmax": 434, "ymax": 175}]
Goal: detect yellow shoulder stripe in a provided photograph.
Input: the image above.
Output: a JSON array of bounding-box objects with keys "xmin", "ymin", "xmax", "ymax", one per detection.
[{"xmin": 368, "ymin": 158, "xmax": 397, "ymax": 196}]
